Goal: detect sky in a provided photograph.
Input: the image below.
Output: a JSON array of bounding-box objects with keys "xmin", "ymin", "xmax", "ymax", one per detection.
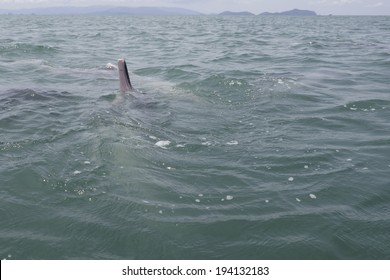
[{"xmin": 0, "ymin": 0, "xmax": 389, "ymax": 15}]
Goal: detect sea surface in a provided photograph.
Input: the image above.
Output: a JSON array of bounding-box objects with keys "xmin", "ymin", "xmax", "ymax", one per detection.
[{"xmin": 1, "ymin": 15, "xmax": 389, "ymax": 260}]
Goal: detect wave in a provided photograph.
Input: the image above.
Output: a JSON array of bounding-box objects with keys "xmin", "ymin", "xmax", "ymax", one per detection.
[{"xmin": 0, "ymin": 42, "xmax": 59, "ymax": 58}]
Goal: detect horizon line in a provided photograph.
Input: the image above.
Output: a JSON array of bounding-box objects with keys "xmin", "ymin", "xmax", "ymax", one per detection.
[{"xmin": 0, "ymin": 5, "xmax": 389, "ymax": 16}]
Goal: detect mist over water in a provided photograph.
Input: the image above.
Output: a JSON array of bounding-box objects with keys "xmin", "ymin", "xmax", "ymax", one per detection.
[{"xmin": 1, "ymin": 15, "xmax": 390, "ymax": 259}]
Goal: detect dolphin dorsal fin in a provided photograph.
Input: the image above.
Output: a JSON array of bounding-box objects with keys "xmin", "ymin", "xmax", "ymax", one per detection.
[{"xmin": 118, "ymin": 59, "xmax": 133, "ymax": 92}]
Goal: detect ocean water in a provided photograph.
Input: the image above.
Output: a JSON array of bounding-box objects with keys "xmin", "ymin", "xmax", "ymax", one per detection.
[{"xmin": 1, "ymin": 15, "xmax": 389, "ymax": 260}]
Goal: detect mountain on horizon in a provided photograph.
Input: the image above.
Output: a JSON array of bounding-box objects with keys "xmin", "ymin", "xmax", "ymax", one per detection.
[
  {"xmin": 259, "ymin": 9, "xmax": 317, "ymax": 16},
  {"xmin": 219, "ymin": 11, "xmax": 255, "ymax": 16}
]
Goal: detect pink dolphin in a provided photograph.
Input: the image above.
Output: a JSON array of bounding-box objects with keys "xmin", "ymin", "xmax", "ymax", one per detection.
[{"xmin": 118, "ymin": 59, "xmax": 133, "ymax": 92}]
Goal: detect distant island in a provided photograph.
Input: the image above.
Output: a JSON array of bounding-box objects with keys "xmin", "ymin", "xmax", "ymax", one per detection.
[
  {"xmin": 0, "ymin": 6, "xmax": 317, "ymax": 16},
  {"xmin": 259, "ymin": 9, "xmax": 317, "ymax": 16}
]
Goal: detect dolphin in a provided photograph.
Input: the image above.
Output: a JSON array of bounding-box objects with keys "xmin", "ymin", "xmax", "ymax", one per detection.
[{"xmin": 118, "ymin": 58, "xmax": 133, "ymax": 92}]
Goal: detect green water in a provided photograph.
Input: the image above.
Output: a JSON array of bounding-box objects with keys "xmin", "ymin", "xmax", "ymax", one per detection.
[{"xmin": 1, "ymin": 15, "xmax": 390, "ymax": 259}]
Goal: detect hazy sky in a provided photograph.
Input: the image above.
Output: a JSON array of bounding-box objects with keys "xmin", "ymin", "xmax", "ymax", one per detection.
[{"xmin": 0, "ymin": 0, "xmax": 389, "ymax": 15}]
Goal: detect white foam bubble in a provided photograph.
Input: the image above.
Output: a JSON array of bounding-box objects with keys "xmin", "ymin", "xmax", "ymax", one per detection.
[
  {"xmin": 73, "ymin": 170, "xmax": 81, "ymax": 175},
  {"xmin": 226, "ymin": 140, "xmax": 238, "ymax": 145},
  {"xmin": 84, "ymin": 161, "xmax": 91, "ymax": 165},
  {"xmin": 155, "ymin": 140, "xmax": 171, "ymax": 149},
  {"xmin": 105, "ymin": 63, "xmax": 117, "ymax": 70}
]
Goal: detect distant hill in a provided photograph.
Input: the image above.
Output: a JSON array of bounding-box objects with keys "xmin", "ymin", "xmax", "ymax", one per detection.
[
  {"xmin": 0, "ymin": 6, "xmax": 203, "ymax": 16},
  {"xmin": 259, "ymin": 9, "xmax": 317, "ymax": 16},
  {"xmin": 219, "ymin": 11, "xmax": 255, "ymax": 16}
]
